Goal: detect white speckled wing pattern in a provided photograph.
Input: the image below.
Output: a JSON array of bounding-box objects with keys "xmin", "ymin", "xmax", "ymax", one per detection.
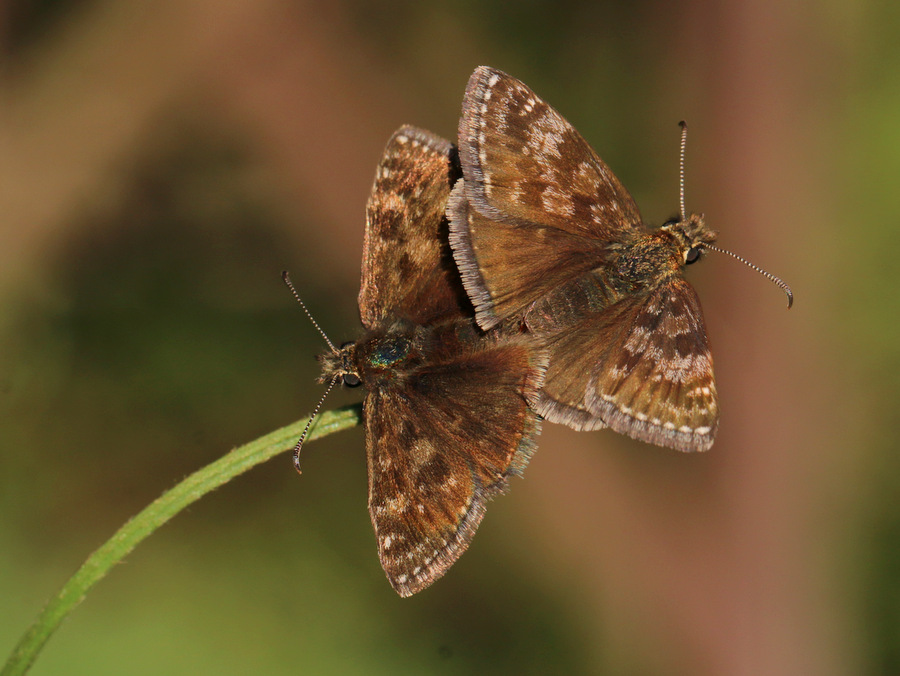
[
  {"xmin": 530, "ymin": 278, "xmax": 718, "ymax": 451},
  {"xmin": 587, "ymin": 279, "xmax": 717, "ymax": 452}
]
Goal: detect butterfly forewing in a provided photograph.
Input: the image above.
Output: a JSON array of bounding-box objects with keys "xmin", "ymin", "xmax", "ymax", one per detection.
[
  {"xmin": 457, "ymin": 66, "xmax": 642, "ymax": 235},
  {"xmin": 448, "ymin": 181, "xmax": 613, "ymax": 329},
  {"xmin": 450, "ymin": 67, "xmax": 645, "ymax": 331},
  {"xmin": 359, "ymin": 126, "xmax": 464, "ymax": 329}
]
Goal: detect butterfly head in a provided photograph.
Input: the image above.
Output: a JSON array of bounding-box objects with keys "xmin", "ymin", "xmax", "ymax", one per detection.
[
  {"xmin": 319, "ymin": 341, "xmax": 363, "ymax": 388},
  {"xmin": 661, "ymin": 213, "xmax": 718, "ymax": 267}
]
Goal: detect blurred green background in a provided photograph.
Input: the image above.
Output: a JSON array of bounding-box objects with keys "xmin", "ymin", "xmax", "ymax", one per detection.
[{"xmin": 0, "ymin": 0, "xmax": 893, "ymax": 673}]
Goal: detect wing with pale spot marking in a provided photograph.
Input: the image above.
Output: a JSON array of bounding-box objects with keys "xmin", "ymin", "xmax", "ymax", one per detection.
[
  {"xmin": 363, "ymin": 331, "xmax": 545, "ymax": 597},
  {"xmin": 449, "ymin": 66, "xmax": 643, "ymax": 329},
  {"xmin": 533, "ymin": 277, "xmax": 717, "ymax": 451},
  {"xmin": 359, "ymin": 126, "xmax": 466, "ymax": 330}
]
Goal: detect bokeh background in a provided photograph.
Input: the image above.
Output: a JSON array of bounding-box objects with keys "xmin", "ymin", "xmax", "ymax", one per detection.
[{"xmin": 0, "ymin": 0, "xmax": 893, "ymax": 674}]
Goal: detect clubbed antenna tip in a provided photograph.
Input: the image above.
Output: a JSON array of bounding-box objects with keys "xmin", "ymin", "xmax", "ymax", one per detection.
[
  {"xmin": 678, "ymin": 121, "xmax": 688, "ymax": 221},
  {"xmin": 291, "ymin": 375, "xmax": 339, "ymax": 474},
  {"xmin": 704, "ymin": 244, "xmax": 793, "ymax": 309}
]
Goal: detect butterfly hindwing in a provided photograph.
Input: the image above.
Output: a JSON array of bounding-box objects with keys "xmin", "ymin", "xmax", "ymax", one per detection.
[
  {"xmin": 522, "ymin": 270, "xmax": 624, "ymax": 430},
  {"xmin": 530, "ymin": 276, "xmax": 717, "ymax": 450},
  {"xmin": 364, "ymin": 327, "xmax": 545, "ymax": 597},
  {"xmin": 586, "ymin": 278, "xmax": 718, "ymax": 451}
]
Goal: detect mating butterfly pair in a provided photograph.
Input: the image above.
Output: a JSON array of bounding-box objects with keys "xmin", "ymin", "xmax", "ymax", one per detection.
[{"xmin": 294, "ymin": 67, "xmax": 791, "ymax": 597}]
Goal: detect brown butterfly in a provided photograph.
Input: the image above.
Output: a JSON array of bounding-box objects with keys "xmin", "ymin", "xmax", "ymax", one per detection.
[
  {"xmin": 447, "ymin": 67, "xmax": 791, "ymax": 452},
  {"xmin": 290, "ymin": 126, "xmax": 547, "ymax": 597}
]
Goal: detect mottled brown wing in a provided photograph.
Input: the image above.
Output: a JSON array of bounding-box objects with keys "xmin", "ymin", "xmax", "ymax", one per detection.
[
  {"xmin": 359, "ymin": 126, "xmax": 464, "ymax": 330},
  {"xmin": 448, "ymin": 181, "xmax": 612, "ymax": 330},
  {"xmin": 517, "ymin": 270, "xmax": 619, "ymax": 431},
  {"xmin": 534, "ymin": 277, "xmax": 718, "ymax": 451},
  {"xmin": 364, "ymin": 332, "xmax": 546, "ymax": 597},
  {"xmin": 449, "ymin": 66, "xmax": 643, "ymax": 329},
  {"xmin": 458, "ymin": 66, "xmax": 642, "ymax": 236}
]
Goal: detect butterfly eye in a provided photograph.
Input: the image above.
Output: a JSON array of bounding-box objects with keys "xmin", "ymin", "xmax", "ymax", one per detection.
[
  {"xmin": 340, "ymin": 341, "xmax": 355, "ymax": 350},
  {"xmin": 342, "ymin": 373, "xmax": 361, "ymax": 387},
  {"xmin": 685, "ymin": 247, "xmax": 701, "ymax": 265}
]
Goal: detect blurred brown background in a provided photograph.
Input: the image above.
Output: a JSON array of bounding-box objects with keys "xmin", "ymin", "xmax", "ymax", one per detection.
[{"xmin": 0, "ymin": 1, "xmax": 892, "ymax": 674}]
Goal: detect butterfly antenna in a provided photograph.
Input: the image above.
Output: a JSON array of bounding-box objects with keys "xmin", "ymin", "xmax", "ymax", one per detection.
[
  {"xmin": 291, "ymin": 375, "xmax": 339, "ymax": 474},
  {"xmin": 675, "ymin": 125, "xmax": 793, "ymax": 310},
  {"xmin": 678, "ymin": 121, "xmax": 688, "ymax": 221},
  {"xmin": 703, "ymin": 244, "xmax": 794, "ymax": 309},
  {"xmin": 282, "ymin": 270, "xmax": 337, "ymax": 353}
]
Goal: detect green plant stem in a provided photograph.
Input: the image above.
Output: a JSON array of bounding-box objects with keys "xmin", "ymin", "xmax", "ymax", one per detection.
[{"xmin": 1, "ymin": 404, "xmax": 362, "ymax": 676}]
